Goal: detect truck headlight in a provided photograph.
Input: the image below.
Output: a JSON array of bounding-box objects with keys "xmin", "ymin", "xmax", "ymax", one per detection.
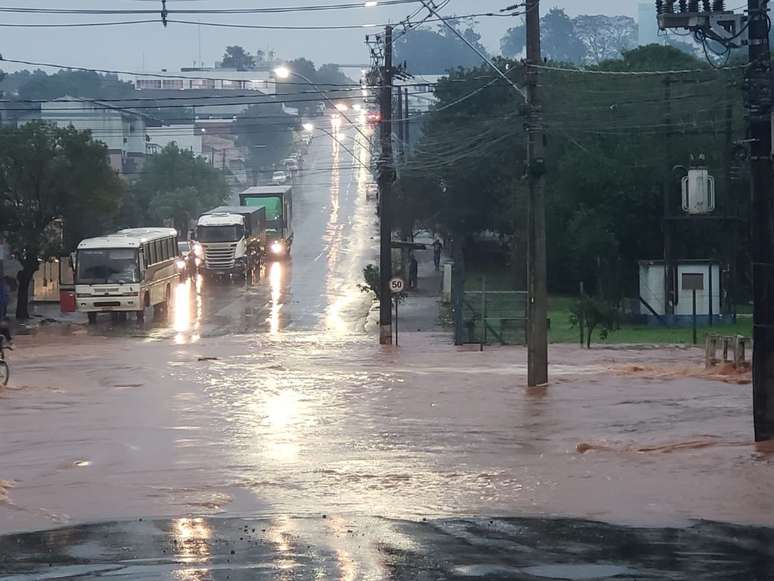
[
  {"xmin": 270, "ymin": 241, "xmax": 284, "ymax": 255},
  {"xmin": 176, "ymin": 259, "xmax": 187, "ymax": 271}
]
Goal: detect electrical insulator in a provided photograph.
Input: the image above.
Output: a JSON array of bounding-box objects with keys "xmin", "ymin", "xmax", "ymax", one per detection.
[
  {"xmin": 664, "ymin": 1, "xmax": 676, "ymax": 14},
  {"xmin": 688, "ymin": 0, "xmax": 699, "ymax": 11},
  {"xmin": 656, "ymin": 0, "xmax": 664, "ymax": 15},
  {"xmin": 712, "ymin": 1, "xmax": 725, "ymax": 11},
  {"xmin": 679, "ymin": 0, "xmax": 688, "ymax": 12},
  {"xmin": 702, "ymin": 0, "xmax": 711, "ymax": 11}
]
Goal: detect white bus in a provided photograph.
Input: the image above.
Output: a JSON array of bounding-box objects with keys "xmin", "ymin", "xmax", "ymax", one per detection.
[{"xmin": 75, "ymin": 228, "xmax": 180, "ymax": 323}]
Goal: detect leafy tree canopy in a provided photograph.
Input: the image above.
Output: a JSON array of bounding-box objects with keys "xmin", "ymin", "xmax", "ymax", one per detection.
[
  {"xmin": 0, "ymin": 122, "xmax": 124, "ymax": 317},
  {"xmin": 395, "ymin": 21, "xmax": 489, "ymax": 75},
  {"xmin": 220, "ymin": 45, "xmax": 256, "ymax": 70},
  {"xmin": 123, "ymin": 144, "xmax": 228, "ymax": 234}
]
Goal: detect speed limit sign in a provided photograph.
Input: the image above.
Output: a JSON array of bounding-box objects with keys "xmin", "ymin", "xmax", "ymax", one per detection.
[{"xmin": 389, "ymin": 277, "xmax": 405, "ymax": 294}]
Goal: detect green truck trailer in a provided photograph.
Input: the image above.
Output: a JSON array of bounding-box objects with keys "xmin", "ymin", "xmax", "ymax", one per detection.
[{"xmin": 239, "ymin": 186, "xmax": 293, "ymax": 259}]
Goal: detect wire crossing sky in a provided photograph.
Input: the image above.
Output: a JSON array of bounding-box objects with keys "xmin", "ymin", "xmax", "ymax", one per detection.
[{"xmin": 0, "ymin": 0, "xmax": 643, "ymax": 72}]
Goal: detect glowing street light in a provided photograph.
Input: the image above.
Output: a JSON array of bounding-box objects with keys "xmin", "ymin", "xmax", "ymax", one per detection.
[
  {"xmin": 352, "ymin": 103, "xmax": 362, "ymax": 112},
  {"xmin": 364, "ymin": 1, "xmax": 378, "ymax": 6},
  {"xmin": 273, "ymin": 66, "xmax": 291, "ymax": 80},
  {"xmin": 335, "ymin": 103, "xmax": 349, "ymax": 112},
  {"xmin": 303, "ymin": 122, "xmax": 314, "ymax": 132}
]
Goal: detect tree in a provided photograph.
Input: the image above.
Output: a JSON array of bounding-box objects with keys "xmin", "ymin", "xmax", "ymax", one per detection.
[
  {"xmin": 125, "ymin": 144, "xmax": 228, "ymax": 233},
  {"xmin": 16, "ymin": 70, "xmax": 133, "ymax": 100},
  {"xmin": 0, "ymin": 122, "xmax": 124, "ymax": 318},
  {"xmin": 574, "ymin": 15, "xmax": 637, "ymax": 63},
  {"xmin": 234, "ymin": 103, "xmax": 298, "ymax": 177},
  {"xmin": 500, "ymin": 9, "xmax": 585, "ymax": 63},
  {"xmin": 399, "ymin": 44, "xmax": 747, "ymax": 301},
  {"xmin": 220, "ymin": 46, "xmax": 256, "ymax": 70},
  {"xmin": 500, "ymin": 25, "xmax": 526, "ymax": 58},
  {"xmin": 395, "ymin": 24, "xmax": 489, "ymax": 74},
  {"xmin": 570, "ymin": 295, "xmax": 620, "ymax": 348}
]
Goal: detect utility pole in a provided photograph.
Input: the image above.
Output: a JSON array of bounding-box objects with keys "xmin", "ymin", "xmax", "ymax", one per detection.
[
  {"xmin": 404, "ymin": 87, "xmax": 410, "ymax": 149},
  {"xmin": 378, "ymin": 25, "xmax": 395, "ymax": 345},
  {"xmin": 526, "ymin": 0, "xmax": 548, "ymax": 387},
  {"xmin": 663, "ymin": 77, "xmax": 675, "ymax": 319},
  {"xmin": 396, "ymin": 85, "xmax": 404, "ymax": 153},
  {"xmin": 658, "ymin": 0, "xmax": 773, "ymax": 440},
  {"xmin": 747, "ymin": 0, "xmax": 774, "ymax": 441}
]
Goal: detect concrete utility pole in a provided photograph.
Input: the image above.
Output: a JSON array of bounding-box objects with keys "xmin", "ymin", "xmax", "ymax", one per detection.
[
  {"xmin": 378, "ymin": 25, "xmax": 395, "ymax": 345},
  {"xmin": 525, "ymin": 0, "xmax": 548, "ymax": 386},
  {"xmin": 746, "ymin": 0, "xmax": 774, "ymax": 441}
]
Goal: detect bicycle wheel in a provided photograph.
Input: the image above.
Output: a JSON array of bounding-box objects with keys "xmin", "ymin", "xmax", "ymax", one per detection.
[{"xmin": 0, "ymin": 361, "xmax": 8, "ymax": 387}]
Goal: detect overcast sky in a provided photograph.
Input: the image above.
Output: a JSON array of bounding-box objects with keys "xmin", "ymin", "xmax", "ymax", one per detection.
[{"xmin": 0, "ymin": 1, "xmax": 645, "ymax": 74}]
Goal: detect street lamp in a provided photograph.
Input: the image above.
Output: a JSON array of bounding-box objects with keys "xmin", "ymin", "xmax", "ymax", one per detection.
[
  {"xmin": 272, "ymin": 65, "xmax": 370, "ymax": 143},
  {"xmin": 303, "ymin": 122, "xmax": 314, "ymax": 132}
]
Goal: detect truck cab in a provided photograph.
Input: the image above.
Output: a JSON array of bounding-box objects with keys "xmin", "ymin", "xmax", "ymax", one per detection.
[{"xmin": 195, "ymin": 207, "xmax": 266, "ymax": 277}]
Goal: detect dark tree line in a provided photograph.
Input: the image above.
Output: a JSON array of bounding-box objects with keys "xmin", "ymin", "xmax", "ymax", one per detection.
[{"xmin": 397, "ymin": 45, "xmax": 749, "ymax": 302}]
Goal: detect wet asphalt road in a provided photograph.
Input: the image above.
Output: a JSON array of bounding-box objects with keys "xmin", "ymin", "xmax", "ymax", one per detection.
[
  {"xmin": 3, "ymin": 515, "xmax": 774, "ymax": 579},
  {"xmin": 4, "ymin": 118, "xmax": 774, "ymax": 578}
]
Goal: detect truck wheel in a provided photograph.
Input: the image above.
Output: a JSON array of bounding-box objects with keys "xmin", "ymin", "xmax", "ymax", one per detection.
[
  {"xmin": 87, "ymin": 312, "xmax": 97, "ymax": 325},
  {"xmin": 136, "ymin": 310, "xmax": 145, "ymax": 323}
]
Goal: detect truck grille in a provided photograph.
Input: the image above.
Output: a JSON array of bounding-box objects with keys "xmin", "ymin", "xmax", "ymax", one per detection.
[{"xmin": 204, "ymin": 244, "xmax": 237, "ymax": 270}]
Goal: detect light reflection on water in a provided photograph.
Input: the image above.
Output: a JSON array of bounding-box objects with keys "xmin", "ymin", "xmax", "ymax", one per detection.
[
  {"xmin": 172, "ymin": 517, "xmax": 211, "ymax": 580},
  {"xmin": 268, "ymin": 262, "xmax": 283, "ymax": 336},
  {"xmin": 172, "ymin": 275, "xmax": 203, "ymax": 345}
]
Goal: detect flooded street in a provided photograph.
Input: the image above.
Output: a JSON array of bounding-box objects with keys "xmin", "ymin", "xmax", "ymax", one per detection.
[{"xmin": 2, "ymin": 121, "xmax": 774, "ymax": 577}]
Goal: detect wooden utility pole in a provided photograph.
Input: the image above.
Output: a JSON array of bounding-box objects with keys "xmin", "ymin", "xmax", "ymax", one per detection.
[
  {"xmin": 747, "ymin": 0, "xmax": 774, "ymax": 441},
  {"xmin": 526, "ymin": 0, "xmax": 548, "ymax": 386},
  {"xmin": 378, "ymin": 25, "xmax": 395, "ymax": 345}
]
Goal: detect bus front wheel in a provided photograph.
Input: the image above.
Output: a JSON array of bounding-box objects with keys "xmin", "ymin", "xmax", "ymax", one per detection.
[{"xmin": 87, "ymin": 312, "xmax": 97, "ymax": 325}]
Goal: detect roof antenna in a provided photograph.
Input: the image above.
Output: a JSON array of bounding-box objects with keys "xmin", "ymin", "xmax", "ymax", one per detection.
[{"xmin": 161, "ymin": 0, "xmax": 168, "ymax": 27}]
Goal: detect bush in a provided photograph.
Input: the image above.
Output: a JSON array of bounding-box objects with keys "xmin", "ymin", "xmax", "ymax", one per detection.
[{"xmin": 569, "ymin": 295, "xmax": 620, "ymax": 348}]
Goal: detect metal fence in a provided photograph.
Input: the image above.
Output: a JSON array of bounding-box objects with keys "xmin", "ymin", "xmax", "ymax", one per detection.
[{"xmin": 461, "ymin": 289, "xmax": 528, "ymax": 346}]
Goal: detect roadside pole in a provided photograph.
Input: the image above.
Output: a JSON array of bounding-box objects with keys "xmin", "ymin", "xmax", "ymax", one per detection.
[
  {"xmin": 526, "ymin": 0, "xmax": 549, "ymax": 386},
  {"xmin": 747, "ymin": 0, "xmax": 774, "ymax": 441},
  {"xmin": 379, "ymin": 25, "xmax": 395, "ymax": 345}
]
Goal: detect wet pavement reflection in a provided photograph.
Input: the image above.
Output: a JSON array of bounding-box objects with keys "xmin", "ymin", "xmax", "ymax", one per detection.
[{"xmin": 3, "ymin": 515, "xmax": 774, "ymax": 579}]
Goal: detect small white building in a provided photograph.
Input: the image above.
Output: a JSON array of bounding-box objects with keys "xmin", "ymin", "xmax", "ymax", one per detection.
[
  {"xmin": 639, "ymin": 260, "xmax": 724, "ymax": 324},
  {"xmin": 146, "ymin": 124, "xmax": 203, "ymax": 158}
]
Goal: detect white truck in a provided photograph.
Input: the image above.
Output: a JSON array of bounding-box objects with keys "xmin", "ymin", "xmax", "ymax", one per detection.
[{"xmin": 194, "ymin": 206, "xmax": 266, "ymax": 278}]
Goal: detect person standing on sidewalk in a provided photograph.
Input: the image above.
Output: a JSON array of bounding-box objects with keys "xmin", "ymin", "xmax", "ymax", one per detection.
[
  {"xmin": 432, "ymin": 239, "xmax": 443, "ymax": 271},
  {"xmin": 409, "ymin": 253, "xmax": 419, "ymax": 289},
  {"xmin": 0, "ymin": 277, "xmax": 9, "ymax": 319}
]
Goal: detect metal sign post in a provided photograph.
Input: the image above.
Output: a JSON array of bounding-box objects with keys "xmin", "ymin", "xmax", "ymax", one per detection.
[
  {"xmin": 683, "ymin": 273, "xmax": 705, "ymax": 345},
  {"xmin": 390, "ymin": 277, "xmax": 404, "ymax": 346}
]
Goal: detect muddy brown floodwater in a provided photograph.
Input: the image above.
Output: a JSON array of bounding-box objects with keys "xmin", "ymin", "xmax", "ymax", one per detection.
[{"xmin": 0, "ymin": 329, "xmax": 770, "ymax": 535}]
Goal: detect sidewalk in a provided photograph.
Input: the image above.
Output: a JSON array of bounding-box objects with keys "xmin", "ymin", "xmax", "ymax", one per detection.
[{"xmin": 398, "ymin": 244, "xmax": 447, "ymax": 335}]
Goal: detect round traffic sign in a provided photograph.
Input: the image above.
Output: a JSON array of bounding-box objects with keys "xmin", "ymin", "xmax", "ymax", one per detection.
[{"xmin": 389, "ymin": 277, "xmax": 405, "ymax": 294}]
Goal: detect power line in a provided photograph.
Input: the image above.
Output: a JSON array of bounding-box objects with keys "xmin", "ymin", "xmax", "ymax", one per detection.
[{"xmin": 0, "ymin": 0, "xmax": 423, "ymax": 15}]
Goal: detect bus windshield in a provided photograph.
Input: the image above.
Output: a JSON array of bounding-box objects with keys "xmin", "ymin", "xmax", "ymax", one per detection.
[
  {"xmin": 77, "ymin": 248, "xmax": 140, "ymax": 284},
  {"xmin": 197, "ymin": 225, "xmax": 243, "ymax": 243}
]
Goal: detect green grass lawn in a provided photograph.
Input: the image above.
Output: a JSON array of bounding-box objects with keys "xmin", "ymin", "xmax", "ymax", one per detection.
[
  {"xmin": 462, "ymin": 268, "xmax": 753, "ymax": 346},
  {"xmin": 548, "ymin": 295, "xmax": 752, "ymax": 346}
]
